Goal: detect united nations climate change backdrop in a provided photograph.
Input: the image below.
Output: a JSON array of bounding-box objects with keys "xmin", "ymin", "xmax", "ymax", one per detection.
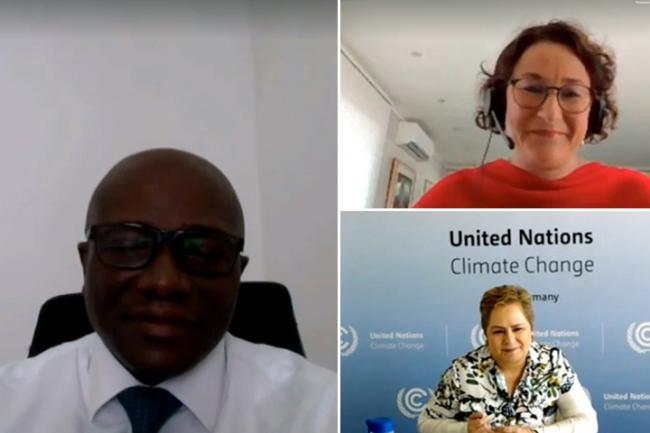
[{"xmin": 340, "ymin": 211, "xmax": 650, "ymax": 433}]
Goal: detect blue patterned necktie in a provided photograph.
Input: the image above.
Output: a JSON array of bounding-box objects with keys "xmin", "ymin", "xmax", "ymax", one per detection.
[{"xmin": 117, "ymin": 386, "xmax": 182, "ymax": 433}]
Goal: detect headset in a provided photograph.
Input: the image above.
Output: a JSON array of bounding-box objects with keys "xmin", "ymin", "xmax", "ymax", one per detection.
[
  {"xmin": 479, "ymin": 85, "xmax": 514, "ymax": 166},
  {"xmin": 482, "ymin": 84, "xmax": 608, "ymax": 150}
]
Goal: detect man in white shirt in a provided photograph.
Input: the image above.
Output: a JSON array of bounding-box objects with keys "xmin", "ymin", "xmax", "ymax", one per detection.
[{"xmin": 0, "ymin": 148, "xmax": 336, "ymax": 433}]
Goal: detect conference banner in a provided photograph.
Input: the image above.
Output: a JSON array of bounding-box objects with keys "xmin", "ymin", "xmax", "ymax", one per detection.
[{"xmin": 340, "ymin": 211, "xmax": 650, "ymax": 433}]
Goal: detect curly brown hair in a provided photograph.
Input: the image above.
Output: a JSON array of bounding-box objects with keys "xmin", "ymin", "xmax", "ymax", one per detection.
[
  {"xmin": 475, "ymin": 20, "xmax": 618, "ymax": 144},
  {"xmin": 480, "ymin": 285, "xmax": 534, "ymax": 333}
]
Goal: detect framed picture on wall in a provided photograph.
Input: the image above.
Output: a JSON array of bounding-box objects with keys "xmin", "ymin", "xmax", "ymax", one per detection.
[{"xmin": 385, "ymin": 158, "xmax": 416, "ymax": 208}]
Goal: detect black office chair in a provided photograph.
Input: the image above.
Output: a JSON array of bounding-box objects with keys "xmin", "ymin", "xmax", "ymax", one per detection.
[{"xmin": 28, "ymin": 281, "xmax": 305, "ymax": 358}]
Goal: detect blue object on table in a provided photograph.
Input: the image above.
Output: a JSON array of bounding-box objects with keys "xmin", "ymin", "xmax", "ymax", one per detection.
[{"xmin": 366, "ymin": 417, "xmax": 395, "ymax": 433}]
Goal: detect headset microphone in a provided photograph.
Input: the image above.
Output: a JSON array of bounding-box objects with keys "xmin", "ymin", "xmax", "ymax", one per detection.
[
  {"xmin": 480, "ymin": 88, "xmax": 513, "ymax": 166},
  {"xmin": 480, "ymin": 130, "xmax": 494, "ymax": 167},
  {"xmin": 491, "ymin": 109, "xmax": 512, "ymax": 148}
]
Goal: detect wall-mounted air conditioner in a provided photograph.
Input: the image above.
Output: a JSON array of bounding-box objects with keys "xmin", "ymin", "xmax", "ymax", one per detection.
[{"xmin": 395, "ymin": 121, "xmax": 434, "ymax": 162}]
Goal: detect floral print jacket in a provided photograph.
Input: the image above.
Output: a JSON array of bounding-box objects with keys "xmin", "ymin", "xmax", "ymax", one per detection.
[{"xmin": 421, "ymin": 342, "xmax": 576, "ymax": 429}]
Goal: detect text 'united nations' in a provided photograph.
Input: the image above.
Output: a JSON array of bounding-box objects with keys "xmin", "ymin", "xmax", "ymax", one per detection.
[{"xmin": 449, "ymin": 228, "xmax": 593, "ymax": 247}]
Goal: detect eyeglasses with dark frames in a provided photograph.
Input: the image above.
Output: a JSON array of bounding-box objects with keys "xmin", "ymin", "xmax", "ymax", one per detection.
[
  {"xmin": 85, "ymin": 222, "xmax": 244, "ymax": 277},
  {"xmin": 509, "ymin": 78, "xmax": 594, "ymax": 114}
]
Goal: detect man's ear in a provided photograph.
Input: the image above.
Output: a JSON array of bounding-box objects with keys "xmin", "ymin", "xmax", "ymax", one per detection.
[
  {"xmin": 240, "ymin": 255, "xmax": 249, "ymax": 273},
  {"xmin": 77, "ymin": 242, "xmax": 89, "ymax": 273}
]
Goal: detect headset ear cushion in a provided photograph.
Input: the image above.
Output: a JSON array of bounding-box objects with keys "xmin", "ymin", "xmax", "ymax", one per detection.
[
  {"xmin": 483, "ymin": 86, "xmax": 514, "ymax": 150},
  {"xmin": 589, "ymin": 97, "xmax": 606, "ymax": 135}
]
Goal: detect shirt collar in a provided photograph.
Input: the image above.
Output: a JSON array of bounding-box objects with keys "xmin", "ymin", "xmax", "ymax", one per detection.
[
  {"xmin": 528, "ymin": 340, "xmax": 541, "ymax": 365},
  {"xmin": 476, "ymin": 344, "xmax": 494, "ymax": 368},
  {"xmin": 163, "ymin": 334, "xmax": 227, "ymax": 431},
  {"xmin": 85, "ymin": 332, "xmax": 228, "ymax": 432},
  {"xmin": 476, "ymin": 340, "xmax": 540, "ymax": 392}
]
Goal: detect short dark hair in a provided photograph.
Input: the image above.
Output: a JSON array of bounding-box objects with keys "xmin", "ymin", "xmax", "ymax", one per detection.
[
  {"xmin": 480, "ymin": 285, "xmax": 534, "ymax": 332},
  {"xmin": 475, "ymin": 20, "xmax": 618, "ymax": 143}
]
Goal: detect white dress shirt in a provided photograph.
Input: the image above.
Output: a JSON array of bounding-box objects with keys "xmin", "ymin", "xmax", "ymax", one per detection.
[{"xmin": 0, "ymin": 332, "xmax": 336, "ymax": 433}]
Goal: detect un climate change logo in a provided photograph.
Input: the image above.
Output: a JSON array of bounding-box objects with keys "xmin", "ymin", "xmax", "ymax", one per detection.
[
  {"xmin": 396, "ymin": 387, "xmax": 432, "ymax": 418},
  {"xmin": 340, "ymin": 325, "xmax": 359, "ymax": 357},
  {"xmin": 471, "ymin": 324, "xmax": 486, "ymax": 349},
  {"xmin": 627, "ymin": 322, "xmax": 650, "ymax": 354}
]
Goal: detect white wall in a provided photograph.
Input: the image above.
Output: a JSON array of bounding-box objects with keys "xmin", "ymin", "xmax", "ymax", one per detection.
[
  {"xmin": 249, "ymin": 0, "xmax": 337, "ymax": 371},
  {"xmin": 0, "ymin": 2, "xmax": 336, "ymax": 372},
  {"xmin": 340, "ymin": 50, "xmax": 442, "ymax": 209},
  {"xmin": 340, "ymin": 52, "xmax": 392, "ymax": 209}
]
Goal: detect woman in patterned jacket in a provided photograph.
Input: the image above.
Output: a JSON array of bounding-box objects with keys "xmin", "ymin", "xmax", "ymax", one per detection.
[{"xmin": 418, "ymin": 285, "xmax": 597, "ymax": 433}]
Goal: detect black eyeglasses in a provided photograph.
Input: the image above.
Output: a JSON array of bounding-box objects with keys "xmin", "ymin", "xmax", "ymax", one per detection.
[
  {"xmin": 510, "ymin": 78, "xmax": 593, "ymax": 113},
  {"xmin": 86, "ymin": 222, "xmax": 244, "ymax": 277}
]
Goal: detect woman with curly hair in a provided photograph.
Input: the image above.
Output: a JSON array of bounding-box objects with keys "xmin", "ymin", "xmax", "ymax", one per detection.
[
  {"xmin": 418, "ymin": 285, "xmax": 597, "ymax": 433},
  {"xmin": 415, "ymin": 20, "xmax": 650, "ymax": 207}
]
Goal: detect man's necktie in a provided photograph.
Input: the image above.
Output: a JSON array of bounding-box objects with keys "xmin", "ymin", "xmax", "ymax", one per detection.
[{"xmin": 117, "ymin": 386, "xmax": 182, "ymax": 433}]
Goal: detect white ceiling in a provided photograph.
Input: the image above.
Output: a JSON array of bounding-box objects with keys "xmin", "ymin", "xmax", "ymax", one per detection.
[{"xmin": 341, "ymin": 0, "xmax": 650, "ymax": 169}]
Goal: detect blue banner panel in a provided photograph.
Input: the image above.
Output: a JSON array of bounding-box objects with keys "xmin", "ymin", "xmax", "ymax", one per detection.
[{"xmin": 341, "ymin": 211, "xmax": 650, "ymax": 433}]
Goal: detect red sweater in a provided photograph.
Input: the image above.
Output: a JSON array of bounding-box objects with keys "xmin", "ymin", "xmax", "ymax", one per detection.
[{"xmin": 414, "ymin": 159, "xmax": 650, "ymax": 208}]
